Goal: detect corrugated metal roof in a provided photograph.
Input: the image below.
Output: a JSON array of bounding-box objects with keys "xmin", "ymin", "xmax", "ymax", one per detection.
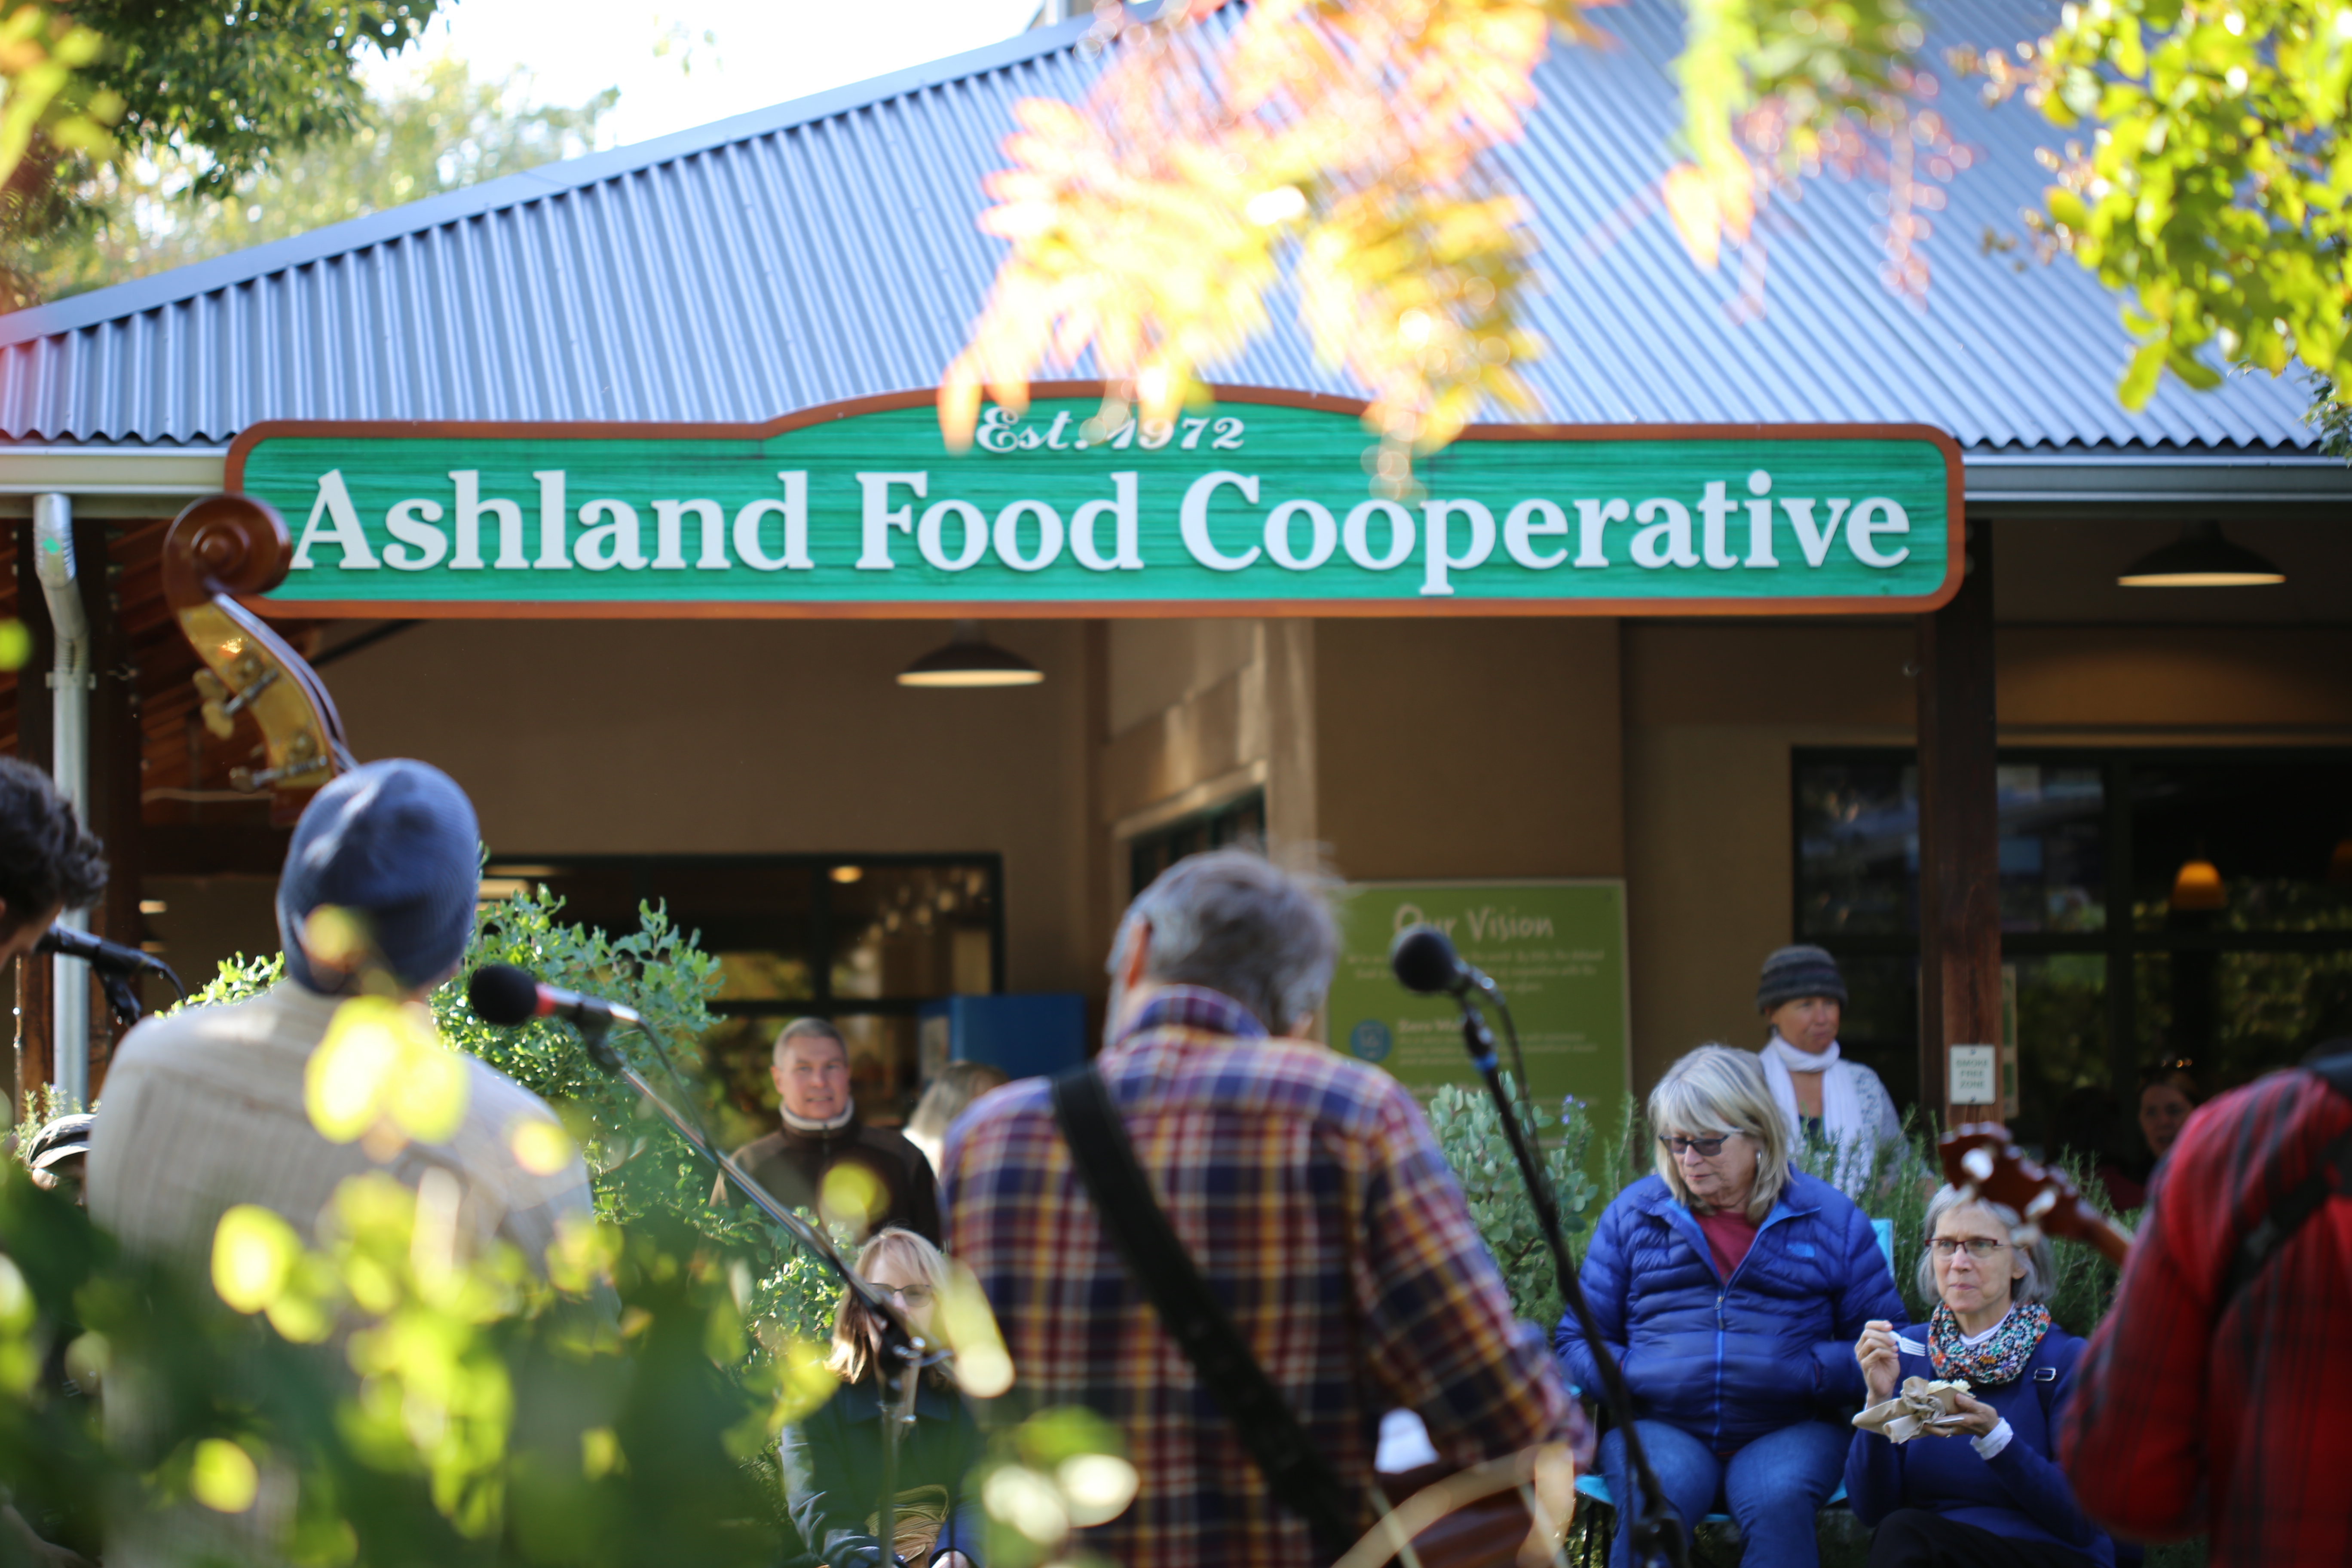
[{"xmin": 0, "ymin": 2, "xmax": 2323, "ymax": 450}]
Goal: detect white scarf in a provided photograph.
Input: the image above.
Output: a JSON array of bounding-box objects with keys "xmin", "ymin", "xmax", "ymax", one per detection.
[
  {"xmin": 1761, "ymin": 1035, "xmax": 1872, "ymax": 1188},
  {"xmin": 780, "ymin": 1097, "xmax": 856, "ymax": 1135}
]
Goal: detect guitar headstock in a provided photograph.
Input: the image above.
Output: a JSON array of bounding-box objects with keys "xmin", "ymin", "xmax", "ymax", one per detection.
[
  {"xmin": 1937, "ymin": 1123, "xmax": 2134, "ymax": 1267},
  {"xmin": 162, "ymin": 494, "xmax": 356, "ymax": 825}
]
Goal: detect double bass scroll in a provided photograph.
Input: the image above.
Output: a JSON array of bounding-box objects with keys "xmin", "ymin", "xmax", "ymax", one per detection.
[{"xmin": 162, "ymin": 493, "xmax": 356, "ymax": 826}]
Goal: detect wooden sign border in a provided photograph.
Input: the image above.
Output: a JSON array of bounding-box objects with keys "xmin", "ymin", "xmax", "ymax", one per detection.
[{"xmin": 225, "ymin": 382, "xmax": 1967, "ymax": 620}]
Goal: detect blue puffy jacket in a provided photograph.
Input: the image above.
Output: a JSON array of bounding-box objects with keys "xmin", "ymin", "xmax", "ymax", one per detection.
[{"xmin": 1555, "ymin": 1170, "xmax": 1905, "ymax": 1453}]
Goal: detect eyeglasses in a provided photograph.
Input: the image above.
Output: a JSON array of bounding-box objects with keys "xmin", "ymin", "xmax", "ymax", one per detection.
[
  {"xmin": 1658, "ymin": 1134, "xmax": 1731, "ymax": 1158},
  {"xmin": 1931, "ymin": 1238, "xmax": 2008, "ymax": 1259},
  {"xmin": 881, "ymin": 1283, "xmax": 934, "ymax": 1307}
]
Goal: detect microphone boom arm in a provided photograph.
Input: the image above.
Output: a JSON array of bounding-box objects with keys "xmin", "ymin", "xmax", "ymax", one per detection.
[{"xmin": 1451, "ymin": 987, "xmax": 1686, "ymax": 1568}]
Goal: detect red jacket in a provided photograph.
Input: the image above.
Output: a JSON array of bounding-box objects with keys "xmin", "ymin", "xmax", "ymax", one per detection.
[{"xmin": 2060, "ymin": 1069, "xmax": 2352, "ymax": 1564}]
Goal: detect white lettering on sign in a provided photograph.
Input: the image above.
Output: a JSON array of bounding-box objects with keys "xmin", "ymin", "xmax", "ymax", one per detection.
[
  {"xmin": 737, "ymin": 472, "xmax": 812, "ymax": 571},
  {"xmin": 383, "ymin": 498, "xmax": 446, "ymax": 571},
  {"xmin": 282, "ymin": 465, "xmax": 1928, "ymax": 586},
  {"xmin": 1071, "ymin": 472, "xmax": 1143, "ymax": 571},
  {"xmin": 650, "ymin": 499, "xmax": 728, "ymax": 570},
  {"xmin": 855, "ymin": 471, "xmax": 925, "ymax": 570},
  {"xmin": 289, "ymin": 469, "xmax": 380, "ymax": 570},
  {"xmin": 1846, "ymin": 497, "xmax": 1912, "ymax": 567},
  {"xmin": 974, "ymin": 406, "xmax": 1249, "ymax": 453},
  {"xmin": 1180, "ymin": 471, "xmax": 1261, "ymax": 572},
  {"xmin": 1420, "ymin": 499, "xmax": 1496, "ymax": 597}
]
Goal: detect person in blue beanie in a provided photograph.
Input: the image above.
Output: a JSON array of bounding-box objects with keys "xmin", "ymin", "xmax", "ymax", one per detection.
[
  {"xmin": 85, "ymin": 761, "xmax": 594, "ymax": 1568},
  {"xmin": 1558, "ymin": 1044, "xmax": 1906, "ymax": 1568},
  {"xmin": 1845, "ymin": 1187, "xmax": 2113, "ymax": 1568}
]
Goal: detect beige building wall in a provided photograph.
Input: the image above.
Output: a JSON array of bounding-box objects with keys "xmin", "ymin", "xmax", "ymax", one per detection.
[
  {"xmin": 1313, "ymin": 619, "xmax": 1626, "ymax": 883},
  {"xmin": 1622, "ymin": 621, "xmax": 2352, "ymax": 1095}
]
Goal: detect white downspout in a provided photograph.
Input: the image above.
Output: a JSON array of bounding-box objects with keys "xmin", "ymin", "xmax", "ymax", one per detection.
[{"xmin": 33, "ymin": 494, "xmax": 91, "ymax": 1110}]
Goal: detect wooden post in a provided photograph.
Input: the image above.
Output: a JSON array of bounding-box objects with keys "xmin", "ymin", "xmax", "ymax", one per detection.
[
  {"xmin": 10, "ymin": 521, "xmax": 54, "ymax": 1118},
  {"xmin": 83, "ymin": 515, "xmax": 144, "ymax": 1091},
  {"xmin": 1915, "ymin": 519, "xmax": 2001, "ymax": 1129}
]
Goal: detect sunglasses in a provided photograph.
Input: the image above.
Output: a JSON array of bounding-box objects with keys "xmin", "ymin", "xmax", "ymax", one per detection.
[
  {"xmin": 1658, "ymin": 1134, "xmax": 1732, "ymax": 1158},
  {"xmin": 880, "ymin": 1283, "xmax": 934, "ymax": 1308}
]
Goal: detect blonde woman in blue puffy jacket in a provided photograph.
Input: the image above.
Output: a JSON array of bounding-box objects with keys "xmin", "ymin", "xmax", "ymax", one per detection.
[{"xmin": 1557, "ymin": 1045, "xmax": 1908, "ymax": 1568}]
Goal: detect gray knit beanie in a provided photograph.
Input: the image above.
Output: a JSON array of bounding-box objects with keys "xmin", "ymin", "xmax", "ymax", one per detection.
[
  {"xmin": 276, "ymin": 760, "xmax": 480, "ymax": 993},
  {"xmin": 1756, "ymin": 944, "xmax": 1847, "ymax": 1014}
]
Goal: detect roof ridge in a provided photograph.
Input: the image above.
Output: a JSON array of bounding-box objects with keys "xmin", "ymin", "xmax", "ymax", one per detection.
[{"xmin": 0, "ymin": 9, "xmax": 1096, "ymax": 350}]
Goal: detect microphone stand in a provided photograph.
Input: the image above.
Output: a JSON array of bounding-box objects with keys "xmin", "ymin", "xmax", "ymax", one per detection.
[
  {"xmin": 570, "ymin": 1014, "xmax": 943, "ymax": 1564},
  {"xmin": 1450, "ymin": 989, "xmax": 1686, "ymax": 1568}
]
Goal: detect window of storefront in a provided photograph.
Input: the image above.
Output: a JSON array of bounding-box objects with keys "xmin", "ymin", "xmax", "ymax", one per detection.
[
  {"xmin": 1126, "ymin": 789, "xmax": 1267, "ymax": 900},
  {"xmin": 1792, "ymin": 749, "xmax": 2352, "ymax": 1139},
  {"xmin": 481, "ymin": 854, "xmax": 1003, "ymax": 1129}
]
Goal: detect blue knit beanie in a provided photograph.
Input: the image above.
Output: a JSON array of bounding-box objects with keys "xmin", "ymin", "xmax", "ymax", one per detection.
[{"xmin": 276, "ymin": 760, "xmax": 480, "ymax": 993}]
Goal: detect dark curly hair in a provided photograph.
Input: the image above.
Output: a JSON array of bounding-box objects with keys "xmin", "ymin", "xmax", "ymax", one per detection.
[{"xmin": 0, "ymin": 758, "xmax": 105, "ymax": 934}]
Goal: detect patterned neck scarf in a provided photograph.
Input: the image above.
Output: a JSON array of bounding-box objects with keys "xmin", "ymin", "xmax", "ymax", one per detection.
[{"xmin": 1927, "ymin": 1301, "xmax": 2052, "ymax": 1386}]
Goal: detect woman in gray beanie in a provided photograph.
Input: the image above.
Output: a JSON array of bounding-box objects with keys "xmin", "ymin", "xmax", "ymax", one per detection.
[{"xmin": 1755, "ymin": 944, "xmax": 1902, "ymax": 1196}]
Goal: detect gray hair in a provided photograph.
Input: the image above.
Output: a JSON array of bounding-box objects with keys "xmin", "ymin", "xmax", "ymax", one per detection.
[
  {"xmin": 1917, "ymin": 1185, "xmax": 2055, "ymax": 1307},
  {"xmin": 1649, "ymin": 1044, "xmax": 1790, "ymax": 1222},
  {"xmin": 1114, "ymin": 848, "xmax": 1337, "ymax": 1034},
  {"xmin": 773, "ymin": 1017, "xmax": 846, "ymax": 1063}
]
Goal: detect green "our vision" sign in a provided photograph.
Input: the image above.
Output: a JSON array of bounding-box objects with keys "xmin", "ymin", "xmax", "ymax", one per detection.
[{"xmin": 229, "ymin": 387, "xmax": 1963, "ymax": 616}]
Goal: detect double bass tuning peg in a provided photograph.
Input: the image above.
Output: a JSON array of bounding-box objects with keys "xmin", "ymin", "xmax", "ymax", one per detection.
[{"xmin": 192, "ymin": 657, "xmax": 281, "ymax": 741}]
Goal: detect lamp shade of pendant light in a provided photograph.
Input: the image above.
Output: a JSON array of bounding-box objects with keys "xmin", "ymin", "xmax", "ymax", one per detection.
[
  {"xmin": 2169, "ymin": 855, "xmax": 2227, "ymax": 912},
  {"xmin": 2118, "ymin": 520, "xmax": 2286, "ymax": 587},
  {"xmin": 896, "ymin": 621, "xmax": 1044, "ymax": 688}
]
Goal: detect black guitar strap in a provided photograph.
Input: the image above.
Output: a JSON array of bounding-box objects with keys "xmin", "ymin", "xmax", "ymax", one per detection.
[
  {"xmin": 1049, "ymin": 1063, "xmax": 1364, "ymax": 1562},
  {"xmin": 2218, "ymin": 1043, "xmax": 2352, "ymax": 1314}
]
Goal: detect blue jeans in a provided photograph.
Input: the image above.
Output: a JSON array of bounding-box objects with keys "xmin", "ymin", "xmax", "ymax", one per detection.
[{"xmin": 1598, "ymin": 1418, "xmax": 1849, "ymax": 1568}]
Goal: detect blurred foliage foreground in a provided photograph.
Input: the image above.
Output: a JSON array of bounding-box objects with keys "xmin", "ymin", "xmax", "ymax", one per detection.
[
  {"xmin": 0, "ymin": 885, "xmax": 1085, "ymax": 1568},
  {"xmin": 0, "ymin": 882, "xmax": 2132, "ymax": 1568}
]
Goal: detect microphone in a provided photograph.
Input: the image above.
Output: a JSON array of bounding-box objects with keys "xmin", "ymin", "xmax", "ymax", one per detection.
[
  {"xmin": 1388, "ymin": 924, "xmax": 1494, "ymax": 998},
  {"xmin": 37, "ymin": 924, "xmax": 166, "ymax": 975},
  {"xmin": 468, "ymin": 962, "xmax": 641, "ymax": 1031}
]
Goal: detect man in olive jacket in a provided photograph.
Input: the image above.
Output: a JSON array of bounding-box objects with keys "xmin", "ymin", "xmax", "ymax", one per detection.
[{"xmin": 717, "ymin": 1018, "xmax": 939, "ymax": 1243}]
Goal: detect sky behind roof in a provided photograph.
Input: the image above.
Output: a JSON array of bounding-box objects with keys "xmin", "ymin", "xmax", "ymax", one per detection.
[{"xmin": 371, "ymin": 0, "xmax": 1047, "ymax": 150}]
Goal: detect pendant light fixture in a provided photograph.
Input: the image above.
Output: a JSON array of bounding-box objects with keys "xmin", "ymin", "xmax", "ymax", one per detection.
[
  {"xmin": 2117, "ymin": 520, "xmax": 2285, "ymax": 587},
  {"xmin": 896, "ymin": 621, "xmax": 1044, "ymax": 688},
  {"xmin": 2169, "ymin": 853, "xmax": 2226, "ymax": 912}
]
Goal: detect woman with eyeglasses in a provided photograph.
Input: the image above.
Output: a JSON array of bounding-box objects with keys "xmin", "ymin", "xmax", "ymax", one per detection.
[
  {"xmin": 1558, "ymin": 1045, "xmax": 1906, "ymax": 1568},
  {"xmin": 782, "ymin": 1228, "xmax": 985, "ymax": 1568},
  {"xmin": 1845, "ymin": 1188, "xmax": 2112, "ymax": 1568}
]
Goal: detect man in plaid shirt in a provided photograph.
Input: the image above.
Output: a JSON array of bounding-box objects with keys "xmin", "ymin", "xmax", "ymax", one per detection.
[
  {"xmin": 942, "ymin": 849, "xmax": 1581, "ymax": 1568},
  {"xmin": 2059, "ymin": 1044, "xmax": 2352, "ymax": 1564}
]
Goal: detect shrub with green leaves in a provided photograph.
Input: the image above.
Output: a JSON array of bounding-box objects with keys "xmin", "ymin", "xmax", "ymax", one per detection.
[{"xmin": 1422, "ymin": 1078, "xmax": 1614, "ymax": 1329}]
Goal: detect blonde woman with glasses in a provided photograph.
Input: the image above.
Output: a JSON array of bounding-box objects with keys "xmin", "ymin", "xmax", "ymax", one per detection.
[
  {"xmin": 781, "ymin": 1228, "xmax": 985, "ymax": 1568},
  {"xmin": 1557, "ymin": 1045, "xmax": 1906, "ymax": 1568},
  {"xmin": 1845, "ymin": 1189, "xmax": 2113, "ymax": 1568}
]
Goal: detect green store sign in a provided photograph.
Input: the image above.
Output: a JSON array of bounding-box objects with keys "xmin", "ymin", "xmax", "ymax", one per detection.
[{"xmin": 229, "ymin": 386, "xmax": 1963, "ymax": 616}]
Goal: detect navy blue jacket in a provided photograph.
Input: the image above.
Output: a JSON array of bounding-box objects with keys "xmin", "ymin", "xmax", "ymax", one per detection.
[
  {"xmin": 1844, "ymin": 1326, "xmax": 2112, "ymax": 1568},
  {"xmin": 1554, "ymin": 1171, "xmax": 1905, "ymax": 1453}
]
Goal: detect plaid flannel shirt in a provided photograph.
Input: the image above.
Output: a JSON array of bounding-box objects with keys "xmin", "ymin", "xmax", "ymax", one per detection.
[
  {"xmin": 2059, "ymin": 1068, "xmax": 2352, "ymax": 1565},
  {"xmin": 941, "ymin": 986, "xmax": 1579, "ymax": 1568}
]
